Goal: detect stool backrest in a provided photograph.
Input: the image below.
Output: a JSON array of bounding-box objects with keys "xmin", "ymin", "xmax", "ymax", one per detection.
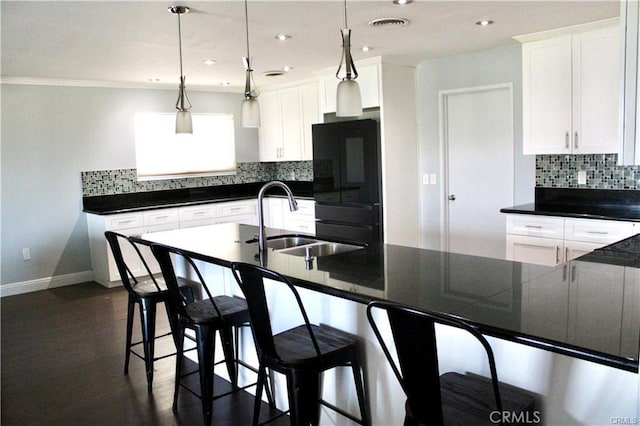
[
  {"xmin": 150, "ymin": 243, "xmax": 222, "ymax": 321},
  {"xmin": 366, "ymin": 301, "xmax": 503, "ymax": 425},
  {"xmin": 105, "ymin": 231, "xmax": 162, "ymax": 295},
  {"xmin": 231, "ymin": 262, "xmax": 321, "ymax": 362}
]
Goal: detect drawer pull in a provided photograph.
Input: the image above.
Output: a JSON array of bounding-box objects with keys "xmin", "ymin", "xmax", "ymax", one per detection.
[
  {"xmin": 116, "ymin": 220, "xmax": 136, "ymax": 225},
  {"xmin": 154, "ymin": 215, "xmax": 170, "ymax": 220},
  {"xmin": 525, "ymin": 225, "xmax": 543, "ymax": 229},
  {"xmin": 230, "ymin": 208, "xmax": 243, "ymax": 212},
  {"xmin": 193, "ymin": 211, "xmax": 206, "ymax": 215},
  {"xmin": 585, "ymin": 230, "xmax": 608, "ymax": 235}
]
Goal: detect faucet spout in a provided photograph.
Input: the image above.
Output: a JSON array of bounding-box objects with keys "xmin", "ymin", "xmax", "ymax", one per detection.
[{"xmin": 257, "ymin": 181, "xmax": 298, "ymax": 252}]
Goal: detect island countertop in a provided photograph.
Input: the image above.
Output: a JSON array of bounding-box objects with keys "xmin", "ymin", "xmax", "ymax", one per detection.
[{"xmin": 136, "ymin": 223, "xmax": 640, "ymax": 373}]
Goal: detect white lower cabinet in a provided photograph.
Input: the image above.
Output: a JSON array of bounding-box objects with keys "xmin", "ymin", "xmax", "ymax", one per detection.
[
  {"xmin": 88, "ymin": 199, "xmax": 259, "ymax": 287},
  {"xmin": 265, "ymin": 197, "xmax": 316, "ymax": 235},
  {"xmin": 505, "ymin": 214, "xmax": 636, "ymax": 266}
]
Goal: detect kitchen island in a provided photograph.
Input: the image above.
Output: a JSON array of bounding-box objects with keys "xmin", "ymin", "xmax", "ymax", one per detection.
[{"xmin": 138, "ymin": 223, "xmax": 639, "ymax": 425}]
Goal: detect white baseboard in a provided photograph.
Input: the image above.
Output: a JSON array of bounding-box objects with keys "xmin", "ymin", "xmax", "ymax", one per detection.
[{"xmin": 0, "ymin": 270, "xmax": 95, "ymax": 297}]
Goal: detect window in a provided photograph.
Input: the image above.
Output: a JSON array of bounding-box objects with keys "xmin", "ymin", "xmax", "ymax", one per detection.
[{"xmin": 134, "ymin": 113, "xmax": 236, "ymax": 181}]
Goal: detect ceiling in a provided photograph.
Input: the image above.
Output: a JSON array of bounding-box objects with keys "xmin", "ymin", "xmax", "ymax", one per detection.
[{"xmin": 1, "ymin": 1, "xmax": 620, "ymax": 92}]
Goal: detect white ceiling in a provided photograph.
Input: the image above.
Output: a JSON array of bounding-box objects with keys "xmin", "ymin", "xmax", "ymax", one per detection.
[{"xmin": 1, "ymin": 0, "xmax": 620, "ymax": 92}]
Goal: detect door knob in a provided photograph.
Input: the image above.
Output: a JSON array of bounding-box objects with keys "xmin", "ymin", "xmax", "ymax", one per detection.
[{"xmin": 448, "ymin": 194, "xmax": 456, "ymax": 201}]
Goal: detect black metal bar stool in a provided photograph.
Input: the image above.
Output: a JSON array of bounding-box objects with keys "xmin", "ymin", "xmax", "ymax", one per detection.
[
  {"xmin": 151, "ymin": 244, "xmax": 264, "ymax": 426},
  {"xmin": 231, "ymin": 262, "xmax": 369, "ymax": 426},
  {"xmin": 366, "ymin": 300, "xmax": 537, "ymax": 425},
  {"xmin": 105, "ymin": 231, "xmax": 196, "ymax": 392}
]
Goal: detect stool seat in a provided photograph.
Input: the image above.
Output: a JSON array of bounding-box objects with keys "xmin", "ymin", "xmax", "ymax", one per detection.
[
  {"xmin": 231, "ymin": 262, "xmax": 369, "ymax": 426},
  {"xmin": 184, "ymin": 295, "xmax": 250, "ymax": 325}
]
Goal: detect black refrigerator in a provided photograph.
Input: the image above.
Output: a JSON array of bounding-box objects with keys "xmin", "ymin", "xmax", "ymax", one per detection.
[{"xmin": 312, "ymin": 119, "xmax": 382, "ymax": 244}]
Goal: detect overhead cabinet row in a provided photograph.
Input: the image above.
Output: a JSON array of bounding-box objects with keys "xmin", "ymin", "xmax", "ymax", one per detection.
[
  {"xmin": 257, "ymin": 62, "xmax": 381, "ymax": 162},
  {"xmin": 519, "ymin": 20, "xmax": 620, "ymax": 155}
]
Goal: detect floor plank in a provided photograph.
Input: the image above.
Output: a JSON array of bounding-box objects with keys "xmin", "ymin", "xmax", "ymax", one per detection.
[{"xmin": 1, "ymin": 282, "xmax": 288, "ymax": 426}]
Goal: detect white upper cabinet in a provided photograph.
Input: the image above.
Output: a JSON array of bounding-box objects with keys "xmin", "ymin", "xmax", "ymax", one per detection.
[
  {"xmin": 258, "ymin": 81, "xmax": 321, "ymax": 162},
  {"xmin": 520, "ymin": 20, "xmax": 620, "ymax": 155}
]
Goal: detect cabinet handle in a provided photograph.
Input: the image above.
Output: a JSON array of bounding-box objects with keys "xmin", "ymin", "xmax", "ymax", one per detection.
[
  {"xmin": 571, "ymin": 264, "xmax": 576, "ymax": 282},
  {"xmin": 230, "ymin": 207, "xmax": 243, "ymax": 212},
  {"xmin": 193, "ymin": 211, "xmax": 206, "ymax": 215},
  {"xmin": 154, "ymin": 215, "xmax": 169, "ymax": 220},
  {"xmin": 556, "ymin": 246, "xmax": 560, "ymax": 264},
  {"xmin": 565, "ymin": 131, "xmax": 570, "ymax": 149},
  {"xmin": 565, "ymin": 247, "xmax": 569, "ymax": 262},
  {"xmin": 574, "ymin": 131, "xmax": 578, "ymax": 149},
  {"xmin": 525, "ymin": 225, "xmax": 543, "ymax": 229},
  {"xmin": 116, "ymin": 219, "xmax": 136, "ymax": 225},
  {"xmin": 586, "ymin": 230, "xmax": 608, "ymax": 235}
]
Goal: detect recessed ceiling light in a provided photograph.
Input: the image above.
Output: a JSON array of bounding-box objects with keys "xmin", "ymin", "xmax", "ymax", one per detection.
[
  {"xmin": 393, "ymin": 0, "xmax": 413, "ymax": 4},
  {"xmin": 283, "ymin": 66, "xmax": 293, "ymax": 72},
  {"xmin": 202, "ymin": 59, "xmax": 217, "ymax": 66},
  {"xmin": 361, "ymin": 46, "xmax": 372, "ymax": 52},
  {"xmin": 147, "ymin": 78, "xmax": 161, "ymax": 82},
  {"xmin": 476, "ymin": 20, "xmax": 494, "ymax": 26},
  {"xmin": 220, "ymin": 81, "xmax": 231, "ymax": 86},
  {"xmin": 275, "ymin": 34, "xmax": 291, "ymax": 41}
]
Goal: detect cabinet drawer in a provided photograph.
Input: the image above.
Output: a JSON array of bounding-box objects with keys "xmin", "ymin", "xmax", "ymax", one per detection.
[
  {"xmin": 564, "ymin": 219, "xmax": 634, "ymax": 244},
  {"xmin": 105, "ymin": 213, "xmax": 143, "ymax": 231},
  {"xmin": 179, "ymin": 204, "xmax": 217, "ymax": 222},
  {"xmin": 285, "ymin": 199, "xmax": 315, "ymax": 218},
  {"xmin": 143, "ymin": 208, "xmax": 179, "ymax": 227},
  {"xmin": 285, "ymin": 219, "xmax": 316, "ymax": 235},
  {"xmin": 506, "ymin": 215, "xmax": 564, "ymax": 239},
  {"xmin": 219, "ymin": 201, "xmax": 255, "ymax": 217}
]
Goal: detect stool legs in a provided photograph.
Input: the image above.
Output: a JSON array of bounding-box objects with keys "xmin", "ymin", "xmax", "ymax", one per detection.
[
  {"xmin": 123, "ymin": 296, "xmax": 135, "ymax": 376},
  {"xmin": 195, "ymin": 324, "xmax": 216, "ymax": 426},
  {"xmin": 139, "ymin": 298, "xmax": 158, "ymax": 393}
]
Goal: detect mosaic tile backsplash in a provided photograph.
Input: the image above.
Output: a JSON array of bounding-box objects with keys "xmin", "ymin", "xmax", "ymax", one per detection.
[
  {"xmin": 536, "ymin": 154, "xmax": 640, "ymax": 190},
  {"xmin": 81, "ymin": 161, "xmax": 313, "ymax": 196}
]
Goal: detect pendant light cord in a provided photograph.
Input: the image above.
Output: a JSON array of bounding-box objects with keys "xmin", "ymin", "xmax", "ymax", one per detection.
[
  {"xmin": 177, "ymin": 10, "xmax": 184, "ymax": 78},
  {"xmin": 343, "ymin": 0, "xmax": 348, "ymax": 29},
  {"xmin": 244, "ymin": 0, "xmax": 251, "ymax": 62}
]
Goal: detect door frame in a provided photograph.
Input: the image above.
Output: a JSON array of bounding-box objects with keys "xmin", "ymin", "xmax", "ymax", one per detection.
[{"xmin": 438, "ymin": 83, "xmax": 514, "ymax": 253}]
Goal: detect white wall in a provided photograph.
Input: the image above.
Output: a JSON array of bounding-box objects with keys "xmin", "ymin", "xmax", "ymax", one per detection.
[
  {"xmin": 417, "ymin": 45, "xmax": 536, "ymax": 250},
  {"xmin": 0, "ymin": 83, "xmax": 257, "ymax": 289}
]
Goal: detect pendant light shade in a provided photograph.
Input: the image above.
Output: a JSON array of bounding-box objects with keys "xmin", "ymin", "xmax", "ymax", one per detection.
[
  {"xmin": 241, "ymin": 0, "xmax": 260, "ymax": 128},
  {"xmin": 241, "ymin": 97, "xmax": 260, "ymax": 128},
  {"xmin": 335, "ymin": 3, "xmax": 362, "ymax": 117},
  {"xmin": 170, "ymin": 6, "xmax": 193, "ymax": 134}
]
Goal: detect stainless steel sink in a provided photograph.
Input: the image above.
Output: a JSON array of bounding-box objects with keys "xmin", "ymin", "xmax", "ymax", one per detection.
[
  {"xmin": 263, "ymin": 236, "xmax": 319, "ymax": 250},
  {"xmin": 277, "ymin": 241, "xmax": 364, "ymax": 257},
  {"xmin": 247, "ymin": 235, "xmax": 364, "ymax": 258}
]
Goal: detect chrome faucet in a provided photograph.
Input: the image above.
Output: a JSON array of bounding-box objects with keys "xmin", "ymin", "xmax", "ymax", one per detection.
[{"xmin": 257, "ymin": 181, "xmax": 298, "ymax": 252}]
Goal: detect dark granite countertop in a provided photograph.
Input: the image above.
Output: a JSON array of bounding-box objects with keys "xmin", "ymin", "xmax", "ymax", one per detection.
[
  {"xmin": 501, "ymin": 188, "xmax": 640, "ymax": 222},
  {"xmin": 82, "ymin": 181, "xmax": 313, "ymax": 215},
  {"xmin": 135, "ymin": 223, "xmax": 640, "ymax": 373}
]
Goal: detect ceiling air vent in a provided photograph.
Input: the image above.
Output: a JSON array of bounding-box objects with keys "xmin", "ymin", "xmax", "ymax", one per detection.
[
  {"xmin": 368, "ymin": 17, "xmax": 410, "ymax": 28},
  {"xmin": 263, "ymin": 70, "xmax": 285, "ymax": 77}
]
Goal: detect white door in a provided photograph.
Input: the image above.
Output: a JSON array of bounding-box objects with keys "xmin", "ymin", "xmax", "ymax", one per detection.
[{"xmin": 442, "ymin": 84, "xmax": 514, "ymax": 259}]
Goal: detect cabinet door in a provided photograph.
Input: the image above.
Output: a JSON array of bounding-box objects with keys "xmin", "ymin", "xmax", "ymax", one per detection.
[
  {"xmin": 572, "ymin": 26, "xmax": 620, "ymax": 154},
  {"xmin": 258, "ymin": 91, "xmax": 282, "ymax": 162},
  {"xmin": 506, "ymin": 234, "xmax": 564, "ymax": 266},
  {"xmin": 522, "ymin": 35, "xmax": 573, "ymax": 154},
  {"xmin": 301, "ymin": 82, "xmax": 321, "ymax": 161},
  {"xmin": 564, "ymin": 240, "xmax": 602, "ymax": 261},
  {"xmin": 279, "ymin": 87, "xmax": 304, "ymax": 161},
  {"xmin": 521, "ymin": 266, "xmax": 569, "ymax": 341}
]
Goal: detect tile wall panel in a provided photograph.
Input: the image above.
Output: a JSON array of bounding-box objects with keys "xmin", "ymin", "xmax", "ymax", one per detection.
[
  {"xmin": 536, "ymin": 154, "xmax": 640, "ymax": 190},
  {"xmin": 81, "ymin": 161, "xmax": 313, "ymax": 196}
]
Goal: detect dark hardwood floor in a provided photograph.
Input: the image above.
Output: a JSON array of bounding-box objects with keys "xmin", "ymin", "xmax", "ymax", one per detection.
[{"xmin": 1, "ymin": 282, "xmax": 287, "ymax": 426}]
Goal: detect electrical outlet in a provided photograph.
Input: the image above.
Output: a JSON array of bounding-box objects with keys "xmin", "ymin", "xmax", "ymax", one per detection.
[
  {"xmin": 578, "ymin": 170, "xmax": 587, "ymax": 185},
  {"xmin": 422, "ymin": 174, "xmax": 429, "ymax": 185},
  {"xmin": 430, "ymin": 174, "xmax": 437, "ymax": 185},
  {"xmin": 22, "ymin": 248, "xmax": 31, "ymax": 260}
]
